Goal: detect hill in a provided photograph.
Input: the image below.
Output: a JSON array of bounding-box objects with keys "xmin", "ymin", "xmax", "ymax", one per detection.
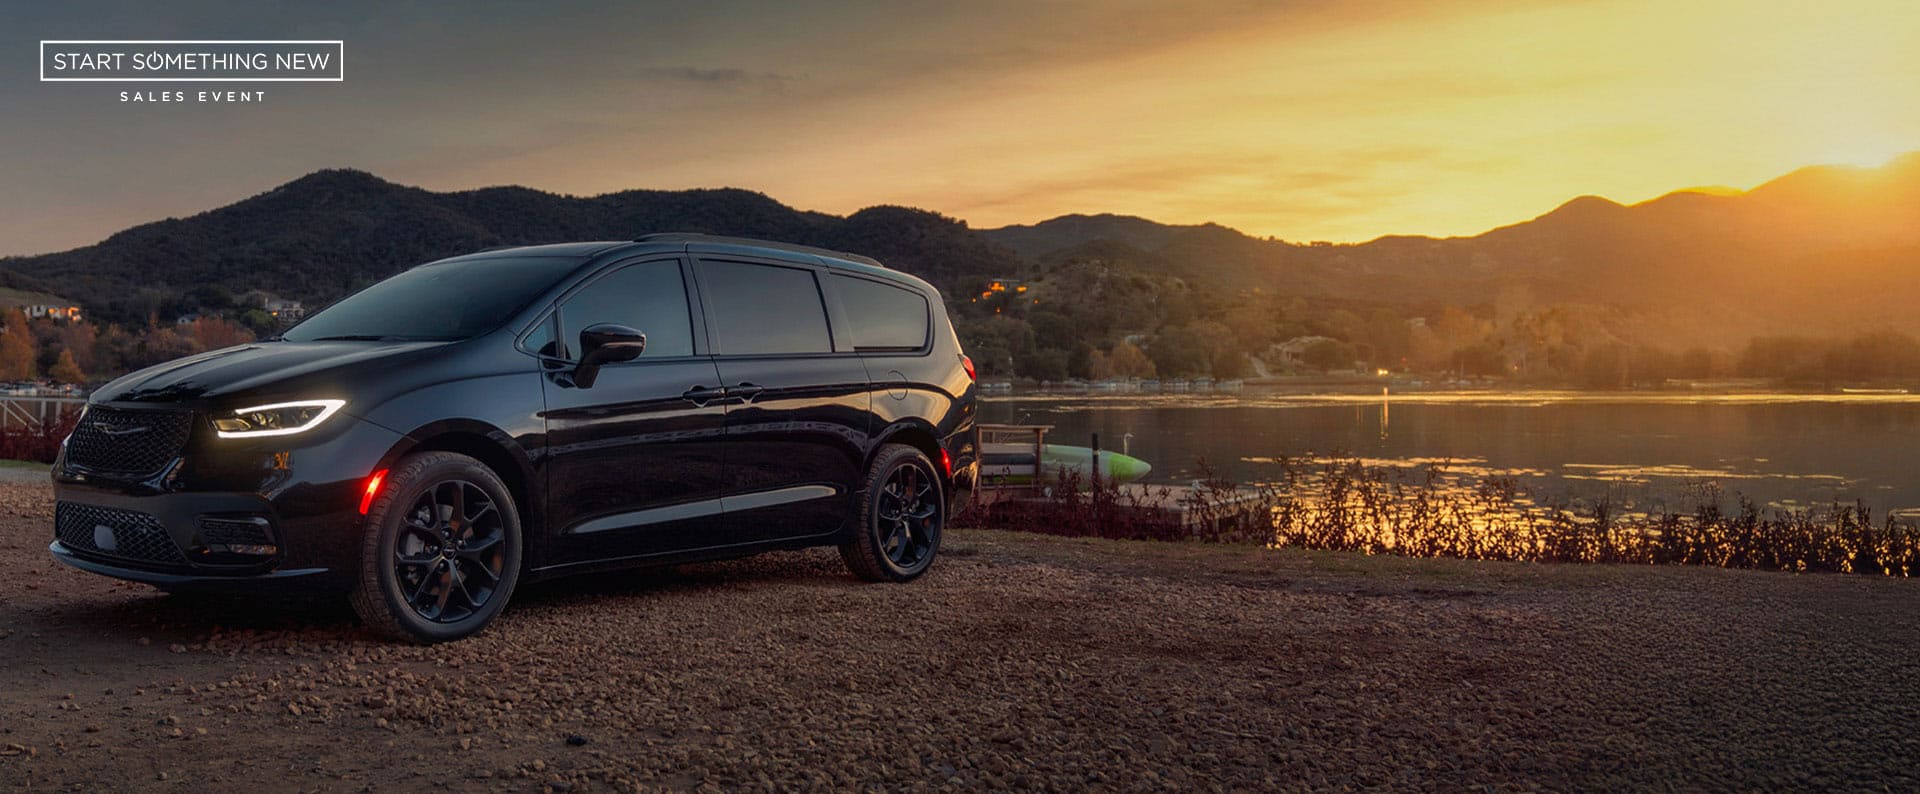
[
  {"xmin": 7, "ymin": 154, "xmax": 1920, "ymax": 367},
  {"xmin": 0, "ymin": 170, "xmax": 1026, "ymax": 325},
  {"xmin": 980, "ymin": 153, "xmax": 1920, "ymax": 341}
]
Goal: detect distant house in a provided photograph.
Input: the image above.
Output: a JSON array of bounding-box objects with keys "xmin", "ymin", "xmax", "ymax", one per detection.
[
  {"xmin": 24, "ymin": 303, "xmax": 82, "ymax": 322},
  {"xmin": 264, "ymin": 298, "xmax": 306, "ymax": 321},
  {"xmin": 1271, "ymin": 336, "xmax": 1339, "ymax": 367},
  {"xmin": 242, "ymin": 291, "xmax": 307, "ymax": 321},
  {"xmin": 0, "ymin": 289, "xmax": 84, "ymax": 323},
  {"xmin": 175, "ymin": 313, "xmax": 201, "ymax": 325},
  {"xmin": 978, "ymin": 278, "xmax": 1028, "ymax": 298}
]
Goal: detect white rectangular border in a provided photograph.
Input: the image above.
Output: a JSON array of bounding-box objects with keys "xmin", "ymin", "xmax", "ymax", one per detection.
[{"xmin": 40, "ymin": 40, "xmax": 345, "ymax": 82}]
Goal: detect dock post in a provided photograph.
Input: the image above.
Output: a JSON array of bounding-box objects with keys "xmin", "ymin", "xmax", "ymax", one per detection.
[{"xmin": 1090, "ymin": 433, "xmax": 1101, "ymax": 485}]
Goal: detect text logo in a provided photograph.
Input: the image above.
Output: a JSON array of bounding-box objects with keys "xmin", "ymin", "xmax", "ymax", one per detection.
[{"xmin": 40, "ymin": 40, "xmax": 344, "ymax": 82}]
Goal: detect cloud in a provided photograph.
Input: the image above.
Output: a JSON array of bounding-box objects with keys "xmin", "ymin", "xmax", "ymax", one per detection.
[{"xmin": 633, "ymin": 66, "xmax": 796, "ymax": 91}]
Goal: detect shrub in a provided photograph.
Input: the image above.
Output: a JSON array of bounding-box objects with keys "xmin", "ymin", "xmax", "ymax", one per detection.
[
  {"xmin": 962, "ymin": 453, "xmax": 1920, "ymax": 577},
  {"xmin": 0, "ymin": 406, "xmax": 81, "ymax": 463}
]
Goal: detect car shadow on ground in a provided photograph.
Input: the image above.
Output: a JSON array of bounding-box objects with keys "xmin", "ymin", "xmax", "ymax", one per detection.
[
  {"xmin": 22, "ymin": 550, "xmax": 856, "ymax": 643},
  {"xmin": 27, "ymin": 588, "xmax": 363, "ymax": 639},
  {"xmin": 510, "ymin": 549, "xmax": 853, "ymax": 605}
]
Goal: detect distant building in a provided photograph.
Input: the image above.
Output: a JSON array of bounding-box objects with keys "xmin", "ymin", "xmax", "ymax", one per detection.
[
  {"xmin": 264, "ymin": 297, "xmax": 306, "ymax": 321},
  {"xmin": 1271, "ymin": 335, "xmax": 1339, "ymax": 367},
  {"xmin": 242, "ymin": 291, "xmax": 307, "ymax": 321},
  {"xmin": 979, "ymin": 278, "xmax": 1028, "ymax": 299},
  {"xmin": 21, "ymin": 303, "xmax": 81, "ymax": 322},
  {"xmin": 0, "ymin": 285, "xmax": 83, "ymax": 322}
]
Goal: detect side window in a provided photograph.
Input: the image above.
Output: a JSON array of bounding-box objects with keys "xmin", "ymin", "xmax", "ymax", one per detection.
[
  {"xmin": 832, "ymin": 274, "xmax": 929, "ymax": 351},
  {"xmin": 696, "ymin": 260, "xmax": 833, "ymax": 355},
  {"xmin": 523, "ymin": 313, "xmax": 560, "ymax": 359},
  {"xmin": 556, "ymin": 261, "xmax": 694, "ymax": 359}
]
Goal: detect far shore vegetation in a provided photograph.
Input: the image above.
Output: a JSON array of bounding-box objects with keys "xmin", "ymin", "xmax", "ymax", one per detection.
[{"xmin": 957, "ymin": 263, "xmax": 1920, "ymax": 389}]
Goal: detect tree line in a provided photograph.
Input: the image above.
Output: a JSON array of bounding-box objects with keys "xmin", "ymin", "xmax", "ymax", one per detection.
[
  {"xmin": 0, "ymin": 309, "xmax": 253, "ymax": 384},
  {"xmin": 10, "ymin": 252, "xmax": 1919, "ymax": 390},
  {"xmin": 949, "ymin": 256, "xmax": 1920, "ymax": 387}
]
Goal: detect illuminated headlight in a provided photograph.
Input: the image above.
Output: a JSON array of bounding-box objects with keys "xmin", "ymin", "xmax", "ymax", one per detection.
[{"xmin": 213, "ymin": 399, "xmax": 346, "ymax": 438}]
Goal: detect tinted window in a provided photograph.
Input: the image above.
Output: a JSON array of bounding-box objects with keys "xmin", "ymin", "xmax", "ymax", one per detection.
[
  {"xmin": 283, "ymin": 256, "xmax": 580, "ymax": 342},
  {"xmin": 697, "ymin": 260, "xmax": 833, "ymax": 355},
  {"xmin": 557, "ymin": 261, "xmax": 694, "ymax": 358},
  {"xmin": 522, "ymin": 313, "xmax": 559, "ymax": 358},
  {"xmin": 834, "ymin": 274, "xmax": 929, "ymax": 351}
]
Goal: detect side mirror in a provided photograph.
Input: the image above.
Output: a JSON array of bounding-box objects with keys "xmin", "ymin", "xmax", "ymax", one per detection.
[{"xmin": 572, "ymin": 323, "xmax": 646, "ymax": 389}]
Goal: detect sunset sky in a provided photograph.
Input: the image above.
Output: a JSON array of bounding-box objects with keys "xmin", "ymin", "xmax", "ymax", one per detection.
[{"xmin": 3, "ymin": 0, "xmax": 1918, "ymax": 255}]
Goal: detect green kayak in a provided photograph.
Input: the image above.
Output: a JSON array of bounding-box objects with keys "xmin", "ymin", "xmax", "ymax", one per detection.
[{"xmin": 980, "ymin": 443, "xmax": 1153, "ymax": 484}]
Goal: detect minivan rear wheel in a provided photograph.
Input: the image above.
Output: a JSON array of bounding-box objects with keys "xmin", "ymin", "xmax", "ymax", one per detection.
[
  {"xmin": 840, "ymin": 444, "xmax": 943, "ymax": 582},
  {"xmin": 349, "ymin": 451, "xmax": 523, "ymax": 643}
]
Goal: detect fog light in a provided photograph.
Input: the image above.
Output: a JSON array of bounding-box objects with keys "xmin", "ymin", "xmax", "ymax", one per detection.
[{"xmin": 220, "ymin": 543, "xmax": 278, "ymax": 556}]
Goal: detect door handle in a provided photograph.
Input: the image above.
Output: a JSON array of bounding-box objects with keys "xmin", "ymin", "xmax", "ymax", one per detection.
[
  {"xmin": 730, "ymin": 382, "xmax": 765, "ymax": 403},
  {"xmin": 681, "ymin": 386, "xmax": 725, "ymax": 406}
]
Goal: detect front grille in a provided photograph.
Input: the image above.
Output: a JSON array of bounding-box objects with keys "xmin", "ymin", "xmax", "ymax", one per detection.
[
  {"xmin": 197, "ymin": 516, "xmax": 274, "ymax": 547},
  {"xmin": 55, "ymin": 502, "xmax": 187, "ymax": 567},
  {"xmin": 65, "ymin": 406, "xmax": 192, "ymax": 478}
]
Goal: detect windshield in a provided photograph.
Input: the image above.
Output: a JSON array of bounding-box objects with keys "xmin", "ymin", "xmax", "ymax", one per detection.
[{"xmin": 281, "ymin": 256, "xmax": 581, "ymax": 342}]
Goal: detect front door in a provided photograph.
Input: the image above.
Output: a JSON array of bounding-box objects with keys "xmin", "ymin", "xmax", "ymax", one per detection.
[
  {"xmin": 541, "ymin": 258, "xmax": 730, "ymax": 564},
  {"xmin": 694, "ymin": 258, "xmax": 870, "ymax": 543}
]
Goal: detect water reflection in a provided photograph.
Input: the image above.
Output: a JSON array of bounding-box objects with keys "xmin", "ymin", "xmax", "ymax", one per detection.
[{"xmin": 980, "ymin": 390, "xmax": 1920, "ymax": 515}]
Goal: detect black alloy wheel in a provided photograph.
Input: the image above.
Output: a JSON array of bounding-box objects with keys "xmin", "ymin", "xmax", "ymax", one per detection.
[
  {"xmin": 393, "ymin": 480, "xmax": 506, "ymax": 623},
  {"xmin": 877, "ymin": 461, "xmax": 938, "ymax": 569},
  {"xmin": 350, "ymin": 452, "xmax": 522, "ymax": 643},
  {"xmin": 841, "ymin": 443, "xmax": 943, "ymax": 582}
]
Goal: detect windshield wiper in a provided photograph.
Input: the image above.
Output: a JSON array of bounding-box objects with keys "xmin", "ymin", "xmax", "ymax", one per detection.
[{"xmin": 307, "ymin": 334, "xmax": 410, "ymax": 342}]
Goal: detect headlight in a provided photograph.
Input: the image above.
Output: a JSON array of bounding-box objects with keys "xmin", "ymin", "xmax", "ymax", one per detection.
[{"xmin": 213, "ymin": 399, "xmax": 346, "ymax": 439}]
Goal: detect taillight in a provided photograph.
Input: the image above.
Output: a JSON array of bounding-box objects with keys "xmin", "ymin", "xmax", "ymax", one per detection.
[
  {"xmin": 960, "ymin": 354, "xmax": 976, "ymax": 381},
  {"xmin": 939, "ymin": 447, "xmax": 953, "ymax": 477}
]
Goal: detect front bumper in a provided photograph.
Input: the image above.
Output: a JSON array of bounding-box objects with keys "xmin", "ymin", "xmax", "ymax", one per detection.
[
  {"xmin": 49, "ymin": 541, "xmax": 329, "ymax": 589},
  {"xmin": 49, "ymin": 410, "xmax": 407, "ymax": 592}
]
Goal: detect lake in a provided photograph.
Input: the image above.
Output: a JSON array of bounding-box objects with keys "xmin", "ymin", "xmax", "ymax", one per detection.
[{"xmin": 980, "ymin": 389, "xmax": 1920, "ymax": 519}]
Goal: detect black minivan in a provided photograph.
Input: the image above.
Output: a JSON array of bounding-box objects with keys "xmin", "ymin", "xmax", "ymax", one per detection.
[{"xmin": 50, "ymin": 235, "xmax": 979, "ymax": 642}]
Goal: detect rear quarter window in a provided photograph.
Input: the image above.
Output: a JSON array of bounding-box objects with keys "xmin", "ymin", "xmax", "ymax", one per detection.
[{"xmin": 833, "ymin": 274, "xmax": 930, "ymax": 352}]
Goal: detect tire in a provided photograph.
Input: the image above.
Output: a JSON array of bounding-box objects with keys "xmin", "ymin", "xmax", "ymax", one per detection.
[
  {"xmin": 839, "ymin": 444, "xmax": 944, "ymax": 582},
  {"xmin": 348, "ymin": 451, "xmax": 523, "ymax": 643}
]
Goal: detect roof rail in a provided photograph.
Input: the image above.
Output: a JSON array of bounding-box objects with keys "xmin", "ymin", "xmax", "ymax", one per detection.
[{"xmin": 635, "ymin": 232, "xmax": 884, "ymax": 268}]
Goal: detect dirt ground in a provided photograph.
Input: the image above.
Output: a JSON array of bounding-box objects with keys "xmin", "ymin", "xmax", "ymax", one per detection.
[{"xmin": 2, "ymin": 477, "xmax": 1918, "ymax": 792}]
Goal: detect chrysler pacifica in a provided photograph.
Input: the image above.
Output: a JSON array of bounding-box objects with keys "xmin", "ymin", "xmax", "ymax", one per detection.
[{"xmin": 50, "ymin": 235, "xmax": 979, "ymax": 642}]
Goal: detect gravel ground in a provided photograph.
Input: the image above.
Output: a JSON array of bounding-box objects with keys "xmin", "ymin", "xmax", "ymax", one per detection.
[
  {"xmin": 0, "ymin": 463, "xmax": 51, "ymax": 484},
  {"xmin": 3, "ymin": 479, "xmax": 1918, "ymax": 792}
]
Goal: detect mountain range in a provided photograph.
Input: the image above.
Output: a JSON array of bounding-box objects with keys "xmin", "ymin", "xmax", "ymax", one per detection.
[
  {"xmin": 6, "ymin": 153, "xmax": 1920, "ymax": 343},
  {"xmin": 983, "ymin": 153, "xmax": 1920, "ymax": 342}
]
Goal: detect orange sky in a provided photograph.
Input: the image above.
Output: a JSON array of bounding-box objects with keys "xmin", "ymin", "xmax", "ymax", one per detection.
[
  {"xmin": 708, "ymin": 0, "xmax": 1920, "ymax": 241},
  {"xmin": 6, "ymin": 0, "xmax": 1920, "ymax": 253}
]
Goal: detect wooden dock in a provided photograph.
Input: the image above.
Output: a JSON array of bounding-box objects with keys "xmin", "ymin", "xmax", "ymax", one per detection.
[
  {"xmin": 974, "ymin": 482, "xmax": 1273, "ymax": 532},
  {"xmin": 971, "ymin": 423, "xmax": 1272, "ymax": 535}
]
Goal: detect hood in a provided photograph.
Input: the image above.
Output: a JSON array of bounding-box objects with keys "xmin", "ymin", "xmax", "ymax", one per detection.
[{"xmin": 92, "ymin": 340, "xmax": 451, "ymax": 408}]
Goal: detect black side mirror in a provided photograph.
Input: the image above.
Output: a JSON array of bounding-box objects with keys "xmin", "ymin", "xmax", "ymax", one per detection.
[{"xmin": 572, "ymin": 323, "xmax": 646, "ymax": 389}]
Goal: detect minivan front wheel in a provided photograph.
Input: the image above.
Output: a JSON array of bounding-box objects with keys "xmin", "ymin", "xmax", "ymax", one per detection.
[
  {"xmin": 841, "ymin": 444, "xmax": 943, "ymax": 582},
  {"xmin": 349, "ymin": 452, "xmax": 523, "ymax": 643}
]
